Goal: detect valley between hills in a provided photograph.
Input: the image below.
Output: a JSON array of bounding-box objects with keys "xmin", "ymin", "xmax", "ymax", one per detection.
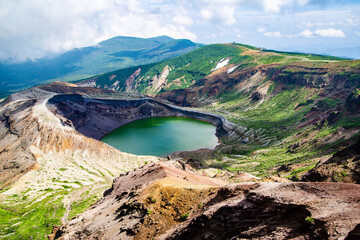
[{"xmin": 0, "ymin": 42, "xmax": 360, "ymax": 239}]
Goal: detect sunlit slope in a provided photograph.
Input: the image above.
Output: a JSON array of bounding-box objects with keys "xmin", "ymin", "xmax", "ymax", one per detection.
[
  {"xmin": 79, "ymin": 43, "xmax": 360, "ymax": 180},
  {"xmin": 82, "ymin": 43, "xmax": 347, "ymax": 95}
]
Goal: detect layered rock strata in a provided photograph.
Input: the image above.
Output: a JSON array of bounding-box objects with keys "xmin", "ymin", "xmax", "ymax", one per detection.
[{"xmin": 46, "ymin": 94, "xmax": 244, "ymax": 140}]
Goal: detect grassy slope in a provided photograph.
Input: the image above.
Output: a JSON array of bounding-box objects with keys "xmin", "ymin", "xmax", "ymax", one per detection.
[
  {"xmin": 88, "ymin": 43, "xmax": 349, "ymax": 93},
  {"xmin": 0, "ymin": 187, "xmax": 106, "ymax": 239},
  {"xmin": 87, "ymin": 43, "xmax": 360, "ymax": 179},
  {"xmin": 206, "ymin": 64, "xmax": 360, "ymax": 178},
  {"xmin": 87, "ymin": 44, "xmax": 246, "ymax": 92}
]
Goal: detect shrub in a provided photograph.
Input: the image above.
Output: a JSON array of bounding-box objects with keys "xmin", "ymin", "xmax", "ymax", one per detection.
[
  {"xmin": 147, "ymin": 196, "xmax": 156, "ymax": 204},
  {"xmin": 305, "ymin": 216, "xmax": 314, "ymax": 224},
  {"xmin": 180, "ymin": 213, "xmax": 189, "ymax": 220}
]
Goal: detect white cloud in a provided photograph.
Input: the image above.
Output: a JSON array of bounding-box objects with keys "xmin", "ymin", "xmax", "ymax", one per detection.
[
  {"xmin": 302, "ymin": 21, "xmax": 336, "ymax": 27},
  {"xmin": 263, "ymin": 31, "xmax": 282, "ymax": 37},
  {"xmin": 260, "ymin": 0, "xmax": 309, "ymax": 13},
  {"xmin": 201, "ymin": 9, "xmax": 213, "ymax": 20},
  {"xmin": 300, "ymin": 28, "xmax": 346, "ymax": 38},
  {"xmin": 236, "ymin": 33, "xmax": 244, "ymax": 38},
  {"xmin": 356, "ymin": 31, "xmax": 360, "ymax": 36},
  {"xmin": 315, "ymin": 28, "xmax": 346, "ymax": 38},
  {"xmin": 257, "ymin": 26, "xmax": 267, "ymax": 33},
  {"xmin": 300, "ymin": 29, "xmax": 314, "ymax": 37},
  {"xmin": 344, "ymin": 17, "xmax": 360, "ymax": 26},
  {"xmin": 218, "ymin": 6, "xmax": 236, "ymax": 25},
  {"xmin": 206, "ymin": 0, "xmax": 311, "ymax": 13},
  {"xmin": 210, "ymin": 32, "xmax": 224, "ymax": 38},
  {"xmin": 0, "ymin": 0, "xmax": 197, "ymax": 62},
  {"xmin": 302, "ymin": 17, "xmax": 360, "ymax": 28},
  {"xmin": 172, "ymin": 15, "xmax": 194, "ymax": 26},
  {"xmin": 201, "ymin": 4, "xmax": 237, "ymax": 26}
]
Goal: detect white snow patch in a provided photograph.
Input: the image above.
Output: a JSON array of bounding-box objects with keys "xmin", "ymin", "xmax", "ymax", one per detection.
[
  {"xmin": 227, "ymin": 65, "xmax": 237, "ymax": 74},
  {"xmin": 213, "ymin": 58, "xmax": 230, "ymax": 71}
]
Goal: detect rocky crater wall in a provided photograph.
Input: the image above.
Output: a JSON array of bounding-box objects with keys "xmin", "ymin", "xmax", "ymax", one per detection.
[{"xmin": 46, "ymin": 94, "xmax": 245, "ymax": 141}]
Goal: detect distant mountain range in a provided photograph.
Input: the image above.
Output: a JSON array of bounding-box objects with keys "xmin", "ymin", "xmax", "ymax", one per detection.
[
  {"xmin": 321, "ymin": 46, "xmax": 360, "ymax": 59},
  {"xmin": 0, "ymin": 35, "xmax": 203, "ymax": 97},
  {"xmin": 279, "ymin": 45, "xmax": 360, "ymax": 60}
]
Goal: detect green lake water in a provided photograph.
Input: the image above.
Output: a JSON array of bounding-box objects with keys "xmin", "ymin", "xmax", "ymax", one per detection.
[{"xmin": 101, "ymin": 117, "xmax": 218, "ymax": 157}]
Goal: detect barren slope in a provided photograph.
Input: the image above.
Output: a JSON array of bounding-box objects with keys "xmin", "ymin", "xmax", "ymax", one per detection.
[{"xmin": 53, "ymin": 161, "xmax": 360, "ymax": 240}]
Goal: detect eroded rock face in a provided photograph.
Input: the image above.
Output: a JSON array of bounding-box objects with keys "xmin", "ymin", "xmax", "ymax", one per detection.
[
  {"xmin": 125, "ymin": 68, "xmax": 142, "ymax": 92},
  {"xmin": 302, "ymin": 138, "xmax": 360, "ymax": 184},
  {"xmin": 53, "ymin": 161, "xmax": 360, "ymax": 240},
  {"xmin": 161, "ymin": 182, "xmax": 360, "ymax": 240},
  {"xmin": 0, "ymin": 98, "xmax": 39, "ymax": 185},
  {"xmin": 51, "ymin": 161, "xmax": 225, "ymax": 240},
  {"xmin": 345, "ymin": 92, "xmax": 360, "ymax": 114}
]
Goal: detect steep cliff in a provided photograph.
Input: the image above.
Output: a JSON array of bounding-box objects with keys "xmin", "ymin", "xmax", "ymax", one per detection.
[
  {"xmin": 302, "ymin": 138, "xmax": 360, "ymax": 183},
  {"xmin": 46, "ymin": 94, "xmax": 243, "ymax": 141}
]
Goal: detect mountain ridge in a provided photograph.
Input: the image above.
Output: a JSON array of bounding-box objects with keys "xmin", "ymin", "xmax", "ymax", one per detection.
[{"xmin": 0, "ymin": 35, "xmax": 203, "ymax": 98}]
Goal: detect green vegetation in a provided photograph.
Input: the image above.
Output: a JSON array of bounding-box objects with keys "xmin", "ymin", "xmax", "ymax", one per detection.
[
  {"xmin": 0, "ymin": 183, "xmax": 107, "ymax": 239},
  {"xmin": 216, "ymin": 85, "xmax": 315, "ymax": 138},
  {"xmin": 180, "ymin": 213, "xmax": 189, "ymax": 220},
  {"xmin": 85, "ymin": 41, "xmax": 348, "ymax": 97},
  {"xmin": 0, "ymin": 192, "xmax": 67, "ymax": 239},
  {"xmin": 83, "ymin": 44, "xmax": 250, "ymax": 93},
  {"xmin": 147, "ymin": 196, "xmax": 157, "ymax": 204},
  {"xmin": 354, "ymin": 88, "xmax": 360, "ymax": 97},
  {"xmin": 262, "ymin": 49, "xmax": 346, "ymax": 61},
  {"xmin": 200, "ymin": 63, "xmax": 356, "ymax": 177},
  {"xmin": 258, "ymin": 55, "xmax": 286, "ymax": 64},
  {"xmin": 233, "ymin": 43, "xmax": 258, "ymax": 50},
  {"xmin": 305, "ymin": 216, "xmax": 315, "ymax": 224},
  {"xmin": 317, "ymin": 98, "xmax": 339, "ymax": 109},
  {"xmin": 68, "ymin": 195, "xmax": 99, "ymax": 220}
]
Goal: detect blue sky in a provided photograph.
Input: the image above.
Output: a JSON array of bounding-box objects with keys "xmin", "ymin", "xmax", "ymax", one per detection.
[{"xmin": 0, "ymin": 0, "xmax": 359, "ymax": 62}]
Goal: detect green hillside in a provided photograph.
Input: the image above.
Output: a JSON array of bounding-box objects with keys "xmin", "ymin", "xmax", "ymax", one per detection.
[
  {"xmin": 0, "ymin": 36, "xmax": 202, "ymax": 98},
  {"xmin": 79, "ymin": 43, "xmax": 360, "ymax": 179},
  {"xmin": 83, "ymin": 43, "xmax": 347, "ymax": 94}
]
